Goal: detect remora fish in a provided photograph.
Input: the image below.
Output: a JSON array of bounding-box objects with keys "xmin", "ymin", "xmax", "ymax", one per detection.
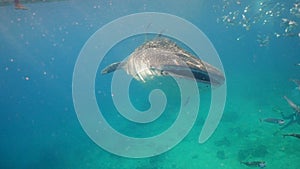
[
  {"xmin": 101, "ymin": 38, "xmax": 225, "ymax": 86},
  {"xmin": 283, "ymin": 133, "xmax": 300, "ymax": 139},
  {"xmin": 260, "ymin": 118, "xmax": 285, "ymax": 125},
  {"xmin": 241, "ymin": 161, "xmax": 266, "ymax": 168}
]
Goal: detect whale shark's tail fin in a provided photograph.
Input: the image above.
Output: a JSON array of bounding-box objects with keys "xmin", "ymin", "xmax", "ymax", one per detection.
[{"xmin": 101, "ymin": 62, "xmax": 123, "ymax": 74}]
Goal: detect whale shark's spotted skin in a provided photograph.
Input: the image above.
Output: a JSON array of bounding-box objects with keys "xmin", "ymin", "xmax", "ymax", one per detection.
[{"xmin": 101, "ymin": 38, "xmax": 224, "ymax": 86}]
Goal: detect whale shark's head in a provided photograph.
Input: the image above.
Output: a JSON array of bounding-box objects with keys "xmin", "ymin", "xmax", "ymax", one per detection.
[{"xmin": 129, "ymin": 38, "xmax": 225, "ymax": 87}]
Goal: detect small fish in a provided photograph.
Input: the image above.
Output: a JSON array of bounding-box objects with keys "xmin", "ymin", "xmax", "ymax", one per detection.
[
  {"xmin": 272, "ymin": 107, "xmax": 283, "ymax": 114},
  {"xmin": 290, "ymin": 79, "xmax": 300, "ymax": 86},
  {"xmin": 260, "ymin": 118, "xmax": 285, "ymax": 125},
  {"xmin": 290, "ymin": 79, "xmax": 300, "ymax": 90},
  {"xmin": 284, "ymin": 96, "xmax": 300, "ymax": 112},
  {"xmin": 295, "ymin": 63, "xmax": 300, "ymax": 66},
  {"xmin": 283, "ymin": 133, "xmax": 300, "ymax": 139},
  {"xmin": 241, "ymin": 161, "xmax": 266, "ymax": 168}
]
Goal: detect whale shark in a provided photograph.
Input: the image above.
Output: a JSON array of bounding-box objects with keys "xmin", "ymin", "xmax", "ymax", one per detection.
[{"xmin": 101, "ymin": 38, "xmax": 225, "ymax": 86}]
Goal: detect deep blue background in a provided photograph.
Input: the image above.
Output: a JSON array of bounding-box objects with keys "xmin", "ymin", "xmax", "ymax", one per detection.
[{"xmin": 0, "ymin": 0, "xmax": 299, "ymax": 168}]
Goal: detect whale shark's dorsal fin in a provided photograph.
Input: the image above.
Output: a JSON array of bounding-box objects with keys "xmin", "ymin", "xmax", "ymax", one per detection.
[{"xmin": 101, "ymin": 62, "xmax": 123, "ymax": 74}]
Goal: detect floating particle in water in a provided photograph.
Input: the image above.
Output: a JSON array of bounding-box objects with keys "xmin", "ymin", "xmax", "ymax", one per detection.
[
  {"xmin": 25, "ymin": 76, "xmax": 30, "ymax": 81},
  {"xmin": 244, "ymin": 6, "xmax": 249, "ymax": 13},
  {"xmin": 274, "ymin": 32, "xmax": 281, "ymax": 38}
]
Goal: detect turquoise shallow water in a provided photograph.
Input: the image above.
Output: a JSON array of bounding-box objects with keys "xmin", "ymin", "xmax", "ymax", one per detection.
[{"xmin": 1, "ymin": 0, "xmax": 300, "ymax": 169}]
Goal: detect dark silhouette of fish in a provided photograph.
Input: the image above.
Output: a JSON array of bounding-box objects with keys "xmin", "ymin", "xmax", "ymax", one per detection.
[
  {"xmin": 214, "ymin": 137, "xmax": 231, "ymax": 147},
  {"xmin": 283, "ymin": 133, "xmax": 300, "ymax": 139},
  {"xmin": 260, "ymin": 118, "xmax": 285, "ymax": 125},
  {"xmin": 102, "ymin": 38, "xmax": 225, "ymax": 86},
  {"xmin": 241, "ymin": 161, "xmax": 266, "ymax": 168}
]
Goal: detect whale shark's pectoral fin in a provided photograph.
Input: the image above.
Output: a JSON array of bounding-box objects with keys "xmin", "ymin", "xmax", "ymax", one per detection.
[
  {"xmin": 101, "ymin": 62, "xmax": 123, "ymax": 74},
  {"xmin": 158, "ymin": 65, "xmax": 210, "ymax": 84}
]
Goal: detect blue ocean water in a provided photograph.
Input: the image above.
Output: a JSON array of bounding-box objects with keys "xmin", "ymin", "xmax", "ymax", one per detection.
[{"xmin": 0, "ymin": 0, "xmax": 300, "ymax": 168}]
